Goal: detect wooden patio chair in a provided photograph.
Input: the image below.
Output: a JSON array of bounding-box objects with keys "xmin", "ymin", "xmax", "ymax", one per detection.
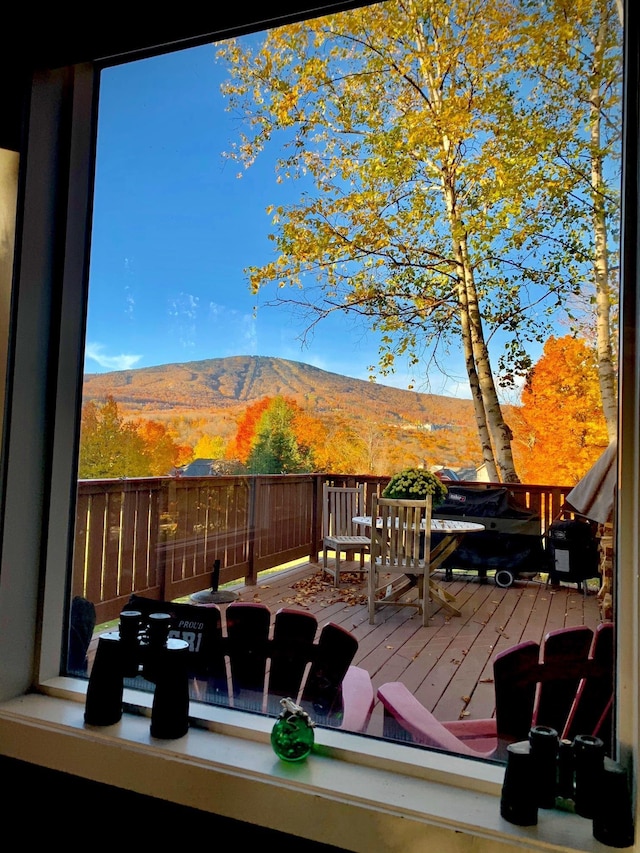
[
  {"xmin": 126, "ymin": 595, "xmax": 374, "ymax": 732},
  {"xmin": 377, "ymin": 622, "xmax": 614, "ymax": 761},
  {"xmin": 368, "ymin": 494, "xmax": 432, "ymax": 627},
  {"xmin": 322, "ymin": 483, "xmax": 370, "ymax": 586}
]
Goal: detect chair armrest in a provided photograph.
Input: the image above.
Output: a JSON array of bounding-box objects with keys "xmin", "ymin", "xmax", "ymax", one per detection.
[
  {"xmin": 442, "ymin": 718, "xmax": 497, "ymax": 738},
  {"xmin": 377, "ymin": 682, "xmax": 497, "ymax": 758},
  {"xmin": 339, "ymin": 665, "xmax": 375, "ymax": 732},
  {"xmin": 439, "ymin": 718, "xmax": 498, "ymax": 754}
]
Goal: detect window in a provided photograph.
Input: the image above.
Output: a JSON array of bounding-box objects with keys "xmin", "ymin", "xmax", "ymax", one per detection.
[
  {"xmin": 0, "ymin": 3, "xmax": 637, "ymax": 850},
  {"xmin": 68, "ymin": 0, "xmax": 625, "ymax": 761}
]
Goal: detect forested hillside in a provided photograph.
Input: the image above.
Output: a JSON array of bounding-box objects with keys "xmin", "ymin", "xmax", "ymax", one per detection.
[
  {"xmin": 82, "ymin": 355, "xmax": 491, "ymax": 473},
  {"xmin": 83, "ymin": 355, "xmax": 471, "ymax": 421}
]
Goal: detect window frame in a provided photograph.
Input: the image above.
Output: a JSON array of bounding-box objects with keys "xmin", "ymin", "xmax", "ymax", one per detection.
[{"xmin": 0, "ymin": 3, "xmax": 637, "ymax": 850}]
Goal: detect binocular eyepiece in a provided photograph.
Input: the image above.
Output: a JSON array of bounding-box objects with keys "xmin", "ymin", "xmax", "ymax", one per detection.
[{"xmin": 84, "ymin": 608, "xmax": 190, "ymax": 740}]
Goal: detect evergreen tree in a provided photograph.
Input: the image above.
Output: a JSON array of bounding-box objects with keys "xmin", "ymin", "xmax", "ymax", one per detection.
[{"xmin": 246, "ymin": 396, "xmax": 315, "ymax": 473}]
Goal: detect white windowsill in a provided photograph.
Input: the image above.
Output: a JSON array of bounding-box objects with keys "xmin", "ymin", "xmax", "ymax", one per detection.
[{"xmin": 0, "ymin": 682, "xmax": 606, "ymax": 853}]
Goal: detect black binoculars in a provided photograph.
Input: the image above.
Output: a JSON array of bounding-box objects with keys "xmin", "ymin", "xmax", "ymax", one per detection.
[
  {"xmin": 500, "ymin": 726, "xmax": 634, "ymax": 848},
  {"xmin": 84, "ymin": 609, "xmax": 190, "ymax": 739}
]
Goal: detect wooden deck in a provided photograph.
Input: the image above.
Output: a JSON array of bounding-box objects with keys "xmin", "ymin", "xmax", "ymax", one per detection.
[{"xmin": 225, "ymin": 557, "xmax": 603, "ymax": 739}]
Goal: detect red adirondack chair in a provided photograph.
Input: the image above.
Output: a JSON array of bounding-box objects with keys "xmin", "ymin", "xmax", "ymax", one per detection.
[
  {"xmin": 377, "ymin": 622, "xmax": 614, "ymax": 761},
  {"xmin": 126, "ymin": 596, "xmax": 374, "ymax": 732}
]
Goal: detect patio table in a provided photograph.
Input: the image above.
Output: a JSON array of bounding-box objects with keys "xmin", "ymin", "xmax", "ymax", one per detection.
[{"xmin": 353, "ymin": 515, "xmax": 484, "ymax": 617}]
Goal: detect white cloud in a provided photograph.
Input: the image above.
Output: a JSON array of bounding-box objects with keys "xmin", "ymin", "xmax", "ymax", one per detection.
[
  {"xmin": 124, "ymin": 287, "xmax": 135, "ymax": 319},
  {"xmin": 85, "ymin": 343, "xmax": 142, "ymax": 371},
  {"xmin": 242, "ymin": 313, "xmax": 258, "ymax": 352},
  {"xmin": 168, "ymin": 292, "xmax": 199, "ymax": 319},
  {"xmin": 168, "ymin": 292, "xmax": 200, "ymax": 348}
]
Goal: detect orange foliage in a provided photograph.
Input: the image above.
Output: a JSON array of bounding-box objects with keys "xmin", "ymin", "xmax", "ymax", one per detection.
[
  {"xmin": 513, "ymin": 336, "xmax": 609, "ymax": 485},
  {"xmin": 134, "ymin": 418, "xmax": 193, "ymax": 475},
  {"xmin": 226, "ymin": 395, "xmax": 333, "ymax": 470},
  {"xmin": 291, "ymin": 407, "xmax": 327, "ymax": 459},
  {"xmin": 225, "ymin": 397, "xmax": 272, "ymax": 463}
]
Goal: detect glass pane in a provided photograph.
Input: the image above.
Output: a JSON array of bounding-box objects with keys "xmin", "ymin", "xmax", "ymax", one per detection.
[{"xmin": 70, "ymin": 0, "xmax": 622, "ymax": 764}]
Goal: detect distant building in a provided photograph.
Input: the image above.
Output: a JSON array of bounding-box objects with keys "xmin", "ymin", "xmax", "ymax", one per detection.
[
  {"xmin": 175, "ymin": 458, "xmax": 246, "ymax": 477},
  {"xmin": 456, "ymin": 468, "xmax": 478, "ymax": 481},
  {"xmin": 419, "ymin": 423, "xmax": 453, "ymax": 431},
  {"xmin": 431, "ymin": 465, "xmax": 490, "ymax": 482},
  {"xmin": 174, "ymin": 458, "xmax": 218, "ymax": 477},
  {"xmin": 433, "ymin": 467, "xmax": 460, "ymax": 481},
  {"xmin": 474, "ymin": 464, "xmax": 491, "ymax": 482}
]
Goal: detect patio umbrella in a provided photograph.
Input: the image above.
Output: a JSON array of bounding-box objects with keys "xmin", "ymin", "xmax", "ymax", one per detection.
[{"xmin": 564, "ymin": 441, "xmax": 617, "ymax": 524}]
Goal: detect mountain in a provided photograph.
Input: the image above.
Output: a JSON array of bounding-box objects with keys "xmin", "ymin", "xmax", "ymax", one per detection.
[{"xmin": 82, "ymin": 354, "xmax": 476, "ymax": 429}]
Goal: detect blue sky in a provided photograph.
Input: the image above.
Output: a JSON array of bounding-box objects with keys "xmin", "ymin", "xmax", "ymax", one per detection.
[{"xmin": 85, "ymin": 41, "xmax": 477, "ymax": 398}]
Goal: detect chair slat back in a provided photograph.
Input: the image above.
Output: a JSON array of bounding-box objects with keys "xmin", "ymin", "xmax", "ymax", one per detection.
[
  {"xmin": 534, "ymin": 626, "xmax": 595, "ymax": 734},
  {"xmin": 371, "ymin": 495, "xmax": 432, "ymax": 571},
  {"xmin": 323, "ymin": 484, "xmax": 365, "ymax": 538},
  {"xmin": 125, "ymin": 596, "xmax": 360, "ymax": 727},
  {"xmin": 494, "ymin": 622, "xmax": 614, "ymax": 753},
  {"xmin": 563, "ymin": 622, "xmax": 614, "ymax": 744},
  {"xmin": 302, "ymin": 621, "xmax": 359, "ymax": 723},
  {"xmin": 225, "ymin": 602, "xmax": 272, "ymax": 713},
  {"xmin": 268, "ymin": 607, "xmax": 319, "ymax": 715},
  {"xmin": 127, "ymin": 594, "xmax": 227, "ymax": 698}
]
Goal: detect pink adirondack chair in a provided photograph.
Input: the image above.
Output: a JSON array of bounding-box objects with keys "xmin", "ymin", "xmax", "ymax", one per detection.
[
  {"xmin": 127, "ymin": 596, "xmax": 374, "ymax": 732},
  {"xmin": 377, "ymin": 622, "xmax": 614, "ymax": 761}
]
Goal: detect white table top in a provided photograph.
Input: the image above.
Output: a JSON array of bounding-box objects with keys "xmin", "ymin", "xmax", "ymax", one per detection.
[{"xmin": 352, "ymin": 516, "xmax": 485, "ymax": 533}]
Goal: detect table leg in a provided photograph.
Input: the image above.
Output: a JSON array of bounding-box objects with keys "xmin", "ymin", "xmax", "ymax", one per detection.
[
  {"xmin": 428, "ymin": 534, "xmax": 463, "ymax": 617},
  {"xmin": 428, "ymin": 577, "xmax": 461, "ymax": 616},
  {"xmin": 370, "ymin": 526, "xmax": 466, "ymax": 619}
]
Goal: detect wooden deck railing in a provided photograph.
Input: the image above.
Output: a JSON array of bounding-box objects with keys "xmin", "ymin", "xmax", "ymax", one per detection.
[{"xmin": 72, "ymin": 473, "xmax": 573, "ymax": 624}]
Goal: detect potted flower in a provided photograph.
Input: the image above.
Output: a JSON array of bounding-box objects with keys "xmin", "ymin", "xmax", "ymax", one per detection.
[{"xmin": 382, "ymin": 467, "xmax": 448, "ymax": 507}]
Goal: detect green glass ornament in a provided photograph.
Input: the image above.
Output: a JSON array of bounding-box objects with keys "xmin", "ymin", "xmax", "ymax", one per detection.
[{"xmin": 271, "ymin": 697, "xmax": 315, "ymax": 762}]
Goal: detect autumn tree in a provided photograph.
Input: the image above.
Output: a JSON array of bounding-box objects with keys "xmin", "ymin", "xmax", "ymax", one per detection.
[
  {"xmin": 226, "ymin": 395, "xmax": 330, "ymax": 472},
  {"xmin": 134, "ymin": 419, "xmax": 193, "ymax": 475},
  {"xmin": 247, "ymin": 396, "xmax": 316, "ymax": 473},
  {"xmin": 516, "ymin": 0, "xmax": 622, "ymax": 442},
  {"xmin": 314, "ymin": 414, "xmax": 372, "ymax": 474},
  {"xmin": 225, "ymin": 397, "xmax": 272, "ymax": 465},
  {"xmin": 216, "ymin": 1, "xmax": 596, "ymax": 483},
  {"xmin": 193, "ymin": 433, "xmax": 227, "ymax": 460},
  {"xmin": 79, "ymin": 397, "xmax": 151, "ymax": 478},
  {"xmin": 514, "ymin": 336, "xmax": 608, "ymax": 485}
]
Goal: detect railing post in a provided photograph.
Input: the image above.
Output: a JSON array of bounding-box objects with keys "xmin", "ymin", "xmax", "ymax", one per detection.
[
  {"xmin": 154, "ymin": 482, "xmax": 168, "ymax": 601},
  {"xmin": 310, "ymin": 474, "xmax": 322, "ymax": 563},
  {"xmin": 245, "ymin": 475, "xmax": 258, "ymax": 585}
]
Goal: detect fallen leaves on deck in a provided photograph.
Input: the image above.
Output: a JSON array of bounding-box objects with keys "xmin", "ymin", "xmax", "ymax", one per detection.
[
  {"xmin": 279, "ymin": 571, "xmax": 368, "ymax": 609},
  {"xmin": 459, "ymin": 695, "xmax": 472, "ymax": 719}
]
